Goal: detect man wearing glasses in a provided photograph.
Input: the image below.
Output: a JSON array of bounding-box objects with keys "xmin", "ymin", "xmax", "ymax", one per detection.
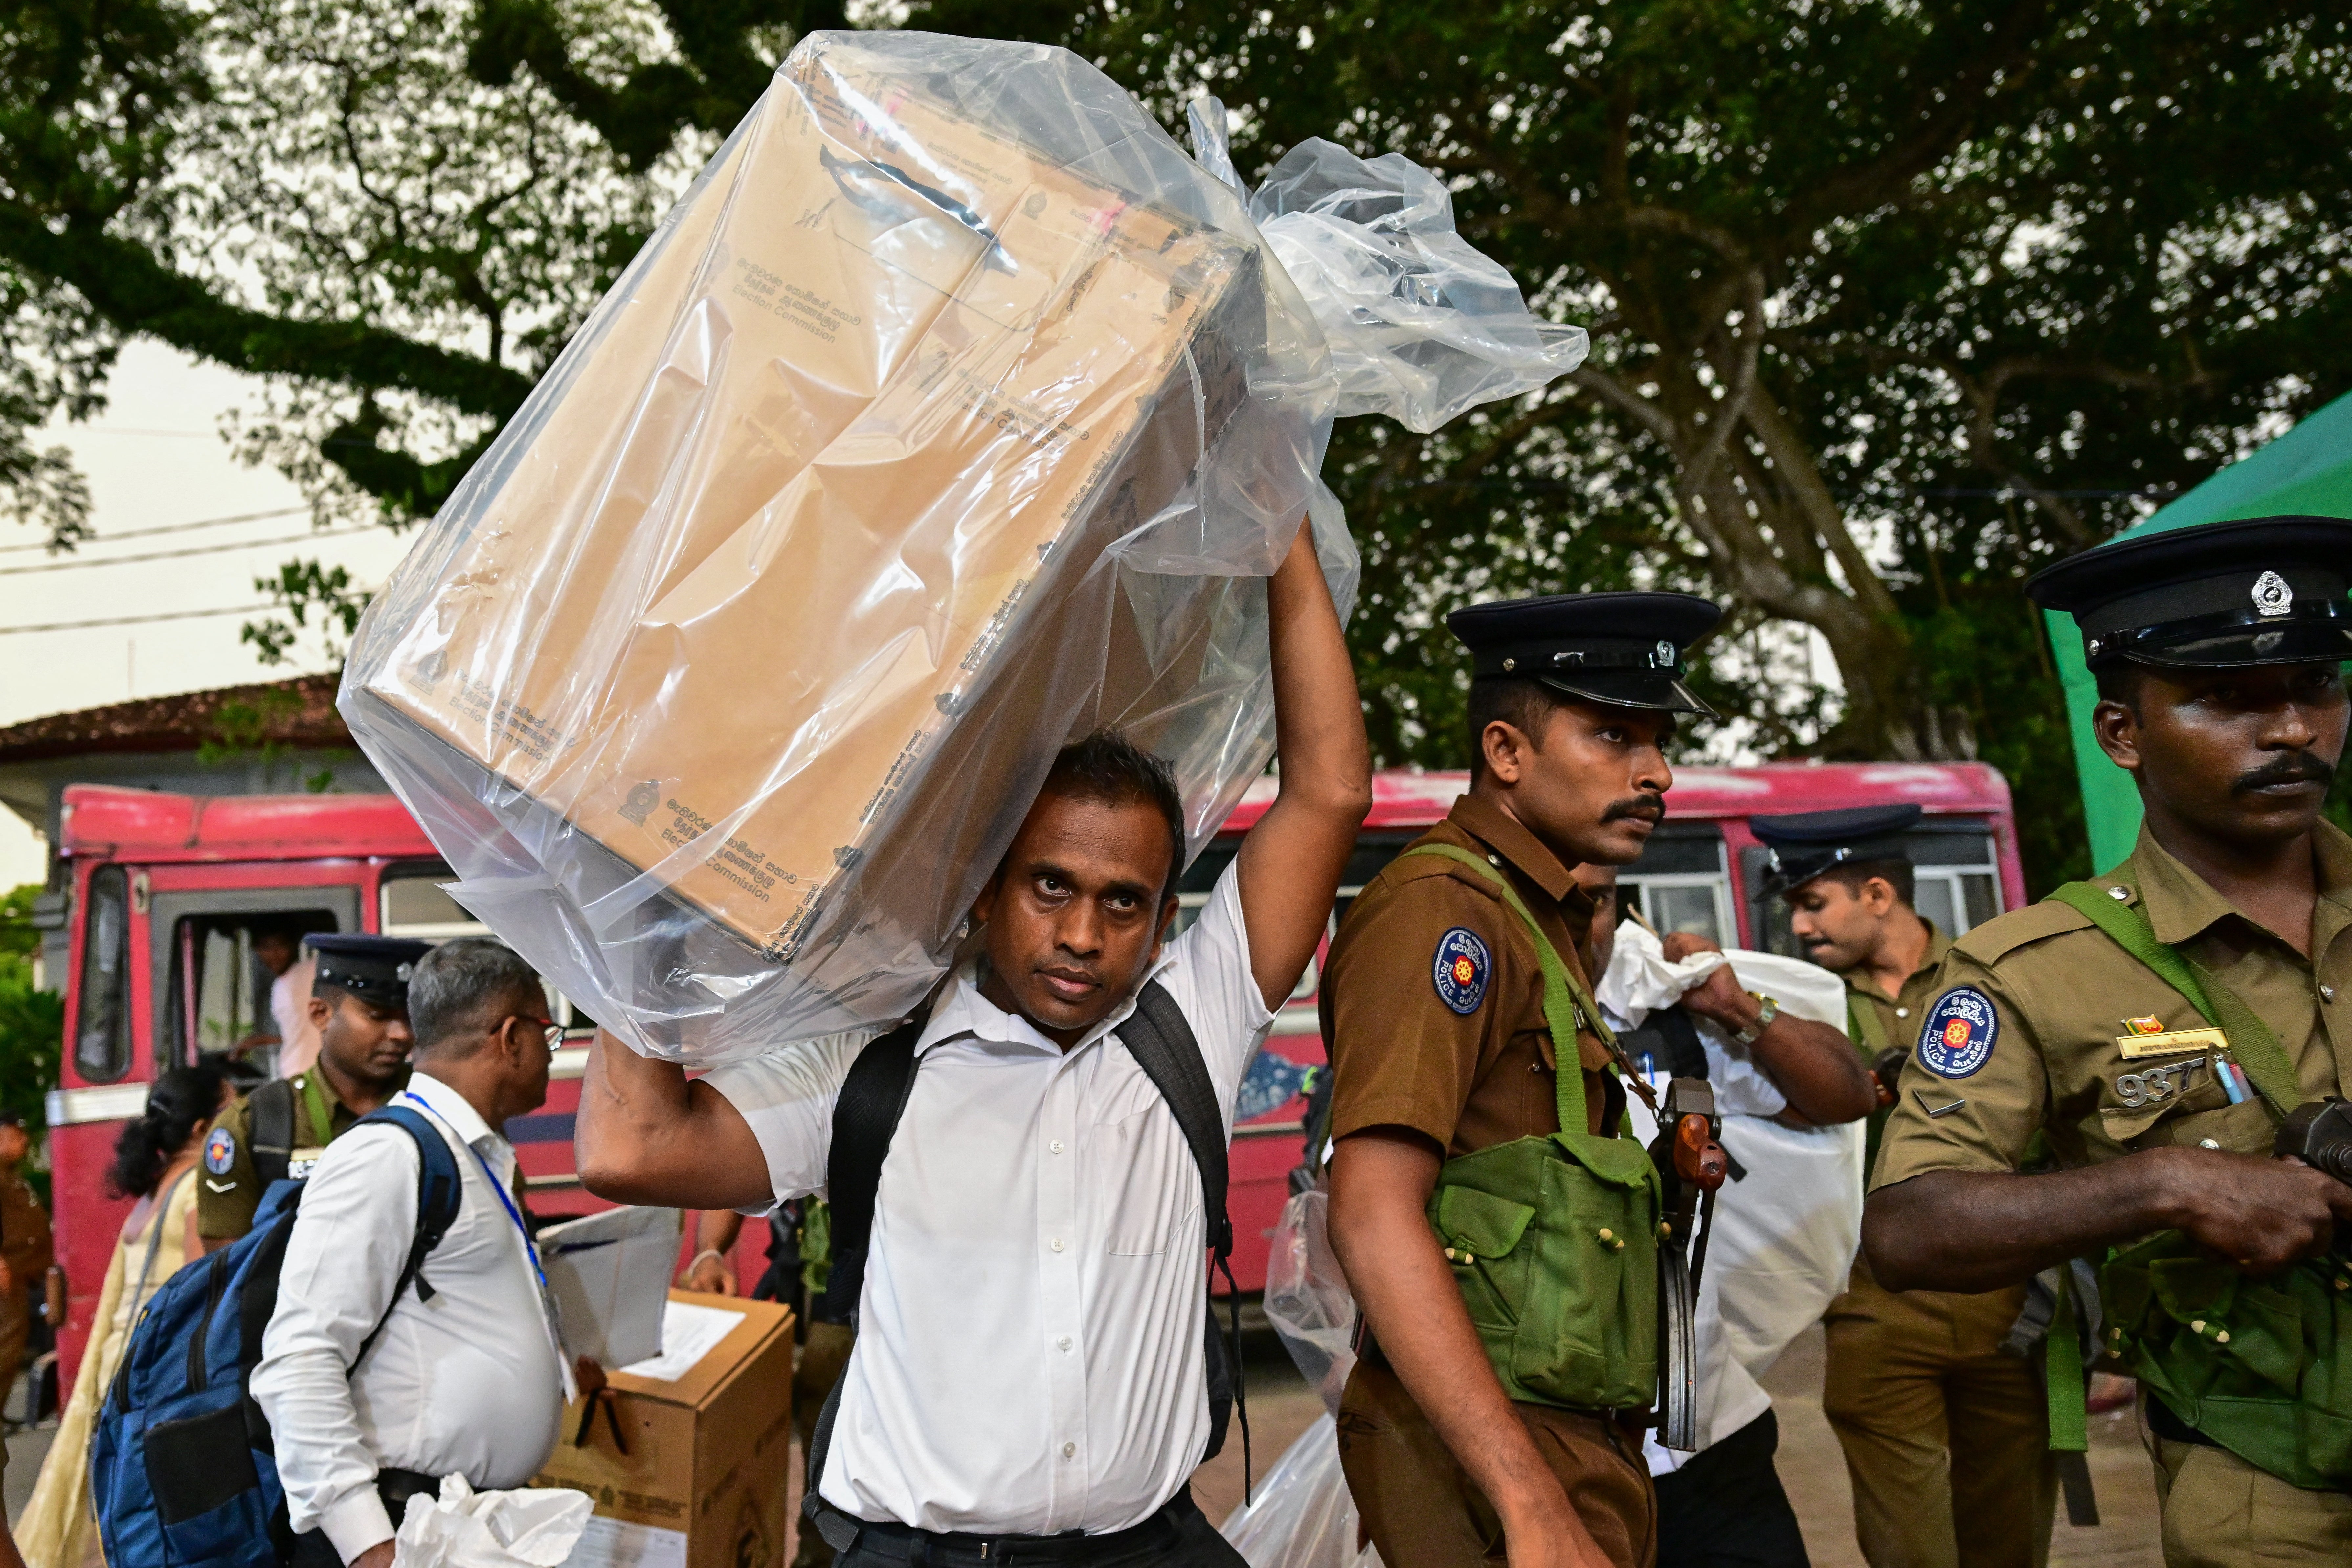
[{"xmin": 254, "ymin": 937, "xmax": 571, "ymax": 1568}]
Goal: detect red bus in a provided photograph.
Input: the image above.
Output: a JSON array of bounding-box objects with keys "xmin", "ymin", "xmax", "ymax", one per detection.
[{"xmin": 41, "ymin": 762, "xmax": 2021, "ymax": 1391}]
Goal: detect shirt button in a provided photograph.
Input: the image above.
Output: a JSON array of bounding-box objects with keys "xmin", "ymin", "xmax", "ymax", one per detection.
[
  {"xmin": 1057, "ymin": 1335, "xmax": 1073, "ymax": 1351},
  {"xmin": 1487, "ymin": 854, "xmax": 1501, "ymax": 867},
  {"xmin": 2324, "ymin": 985, "xmax": 2338, "ymax": 1003},
  {"xmin": 1050, "ymin": 1237, "xmax": 1065, "ymax": 1253},
  {"xmin": 1050, "ymin": 1139, "xmax": 1065, "ymax": 1154},
  {"xmin": 1062, "ymin": 1442, "xmax": 1077, "ymax": 1459},
  {"xmin": 1895, "ymin": 1008, "xmax": 1909, "ymax": 1019}
]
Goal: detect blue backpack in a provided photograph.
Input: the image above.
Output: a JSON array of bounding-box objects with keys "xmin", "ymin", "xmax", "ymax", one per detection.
[{"xmin": 92, "ymin": 1105, "xmax": 463, "ymax": 1567}]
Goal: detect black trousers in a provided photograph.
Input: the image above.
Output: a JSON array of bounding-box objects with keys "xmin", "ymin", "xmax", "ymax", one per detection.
[
  {"xmin": 286, "ymin": 1468, "xmax": 441, "ymax": 1567},
  {"xmin": 1653, "ymin": 1410, "xmax": 1811, "ymax": 1568},
  {"xmin": 825, "ymin": 1489, "xmax": 1245, "ymax": 1567}
]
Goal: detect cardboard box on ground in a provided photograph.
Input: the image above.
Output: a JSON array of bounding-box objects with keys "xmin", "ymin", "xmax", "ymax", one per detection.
[
  {"xmin": 347, "ymin": 43, "xmax": 1265, "ymax": 1049},
  {"xmin": 538, "ymin": 1290, "xmax": 795, "ymax": 1568}
]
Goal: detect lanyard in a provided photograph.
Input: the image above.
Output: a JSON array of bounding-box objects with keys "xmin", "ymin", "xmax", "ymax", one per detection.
[{"xmin": 400, "ymin": 1090, "xmax": 546, "ymax": 1291}]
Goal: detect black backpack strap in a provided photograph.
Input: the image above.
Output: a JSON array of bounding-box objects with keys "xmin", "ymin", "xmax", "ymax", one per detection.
[
  {"xmin": 248, "ymin": 1078, "xmax": 295, "ymax": 1190},
  {"xmin": 803, "ymin": 1014, "xmax": 928, "ymax": 1521},
  {"xmin": 346, "ymin": 1106, "xmax": 466, "ymax": 1369},
  {"xmin": 1119, "ymin": 979, "xmax": 1249, "ymax": 1495}
]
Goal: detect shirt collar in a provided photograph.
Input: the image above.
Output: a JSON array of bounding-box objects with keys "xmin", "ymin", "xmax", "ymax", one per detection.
[
  {"xmin": 2129, "ymin": 819, "xmax": 2352, "ymax": 946},
  {"xmin": 403, "ymin": 1068, "xmax": 500, "ymax": 1152},
  {"xmin": 918, "ymin": 950, "xmax": 1178, "ymax": 1060},
  {"xmin": 1446, "ymin": 791, "xmax": 1580, "ymax": 905}
]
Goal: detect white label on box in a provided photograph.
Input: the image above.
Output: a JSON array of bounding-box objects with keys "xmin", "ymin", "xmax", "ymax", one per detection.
[
  {"xmin": 566, "ymin": 1514, "xmax": 688, "ymax": 1568},
  {"xmin": 616, "ymin": 1300, "xmax": 746, "ymax": 1383}
]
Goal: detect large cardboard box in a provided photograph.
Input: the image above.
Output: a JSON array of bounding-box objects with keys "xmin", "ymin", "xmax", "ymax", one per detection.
[
  {"xmin": 349, "ymin": 46, "xmax": 1263, "ymax": 1040},
  {"xmin": 537, "ymin": 1290, "xmax": 795, "ymax": 1568}
]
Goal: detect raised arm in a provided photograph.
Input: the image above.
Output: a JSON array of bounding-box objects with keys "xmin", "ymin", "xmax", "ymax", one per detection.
[
  {"xmin": 575, "ymin": 1033, "xmax": 773, "ymax": 1211},
  {"xmin": 1235, "ymin": 518, "xmax": 1373, "ymax": 1008}
]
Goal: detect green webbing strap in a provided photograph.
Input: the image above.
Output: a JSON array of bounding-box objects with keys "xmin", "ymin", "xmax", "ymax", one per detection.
[
  {"xmin": 2045, "ymin": 1272, "xmax": 2088, "ymax": 1453},
  {"xmin": 1847, "ymin": 989, "xmax": 1890, "ymax": 1052},
  {"xmin": 2048, "ymin": 882, "xmax": 2300, "ymax": 1118},
  {"xmin": 1399, "ymin": 844, "xmax": 1612, "ymax": 1140},
  {"xmin": 299, "ymin": 1069, "xmax": 335, "ymax": 1149}
]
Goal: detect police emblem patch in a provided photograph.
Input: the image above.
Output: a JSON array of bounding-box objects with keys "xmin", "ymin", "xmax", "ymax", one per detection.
[
  {"xmin": 1917, "ymin": 987, "xmax": 1998, "ymax": 1078},
  {"xmin": 203, "ymin": 1125, "xmax": 236, "ymax": 1176},
  {"xmin": 1432, "ymin": 927, "xmax": 1491, "ymax": 1015}
]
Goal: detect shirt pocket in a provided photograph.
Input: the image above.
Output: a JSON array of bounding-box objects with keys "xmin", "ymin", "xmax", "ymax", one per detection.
[
  {"xmin": 1106, "ymin": 1201, "xmax": 1199, "ymax": 1257},
  {"xmin": 2094, "ymin": 1054, "xmax": 2259, "ymax": 1151},
  {"xmin": 1091, "ymin": 1103, "xmax": 1199, "ymax": 1256}
]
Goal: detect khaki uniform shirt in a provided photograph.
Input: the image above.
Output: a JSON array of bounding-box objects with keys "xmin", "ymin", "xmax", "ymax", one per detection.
[
  {"xmin": 1323, "ymin": 793, "xmax": 1623, "ymax": 1152},
  {"xmin": 1874, "ymin": 823, "xmax": 2352, "ymax": 1187},
  {"xmin": 1, "ymin": 1168, "xmax": 52, "ymax": 1284},
  {"xmin": 197, "ymin": 1066, "xmax": 387, "ymax": 1240}
]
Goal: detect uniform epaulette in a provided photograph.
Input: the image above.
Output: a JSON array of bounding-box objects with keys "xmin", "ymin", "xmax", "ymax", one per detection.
[
  {"xmin": 1379, "ymin": 852, "xmax": 1506, "ymax": 899},
  {"xmin": 1949, "ymin": 898, "xmax": 2093, "ymax": 964}
]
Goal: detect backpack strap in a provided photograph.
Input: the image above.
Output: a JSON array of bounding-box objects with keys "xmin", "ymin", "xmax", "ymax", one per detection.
[
  {"xmin": 1120, "ymin": 979, "xmax": 1248, "ymax": 1484},
  {"xmin": 345, "ymin": 1106, "xmax": 465, "ymax": 1370},
  {"xmin": 802, "ymin": 1014, "xmax": 927, "ymax": 1520},
  {"xmin": 248, "ymin": 1078, "xmax": 296, "ymax": 1190},
  {"xmin": 2046, "ymin": 882, "xmax": 2300, "ymax": 1116}
]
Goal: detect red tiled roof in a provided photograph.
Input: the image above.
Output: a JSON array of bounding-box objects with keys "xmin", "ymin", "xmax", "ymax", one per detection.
[{"xmin": 0, "ymin": 673, "xmax": 351, "ymax": 764}]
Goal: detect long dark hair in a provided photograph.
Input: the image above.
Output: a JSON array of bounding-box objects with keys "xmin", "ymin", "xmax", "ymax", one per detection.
[{"xmin": 107, "ymin": 1064, "xmax": 230, "ymax": 1199}]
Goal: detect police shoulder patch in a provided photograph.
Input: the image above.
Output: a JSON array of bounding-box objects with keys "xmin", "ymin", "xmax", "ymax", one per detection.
[
  {"xmin": 203, "ymin": 1124, "xmax": 237, "ymax": 1176},
  {"xmin": 1917, "ymin": 986, "xmax": 1999, "ymax": 1079},
  {"xmin": 1432, "ymin": 927, "xmax": 1491, "ymax": 1015}
]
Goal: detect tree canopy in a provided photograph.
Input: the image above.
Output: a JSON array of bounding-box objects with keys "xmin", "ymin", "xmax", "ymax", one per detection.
[{"xmin": 4, "ymin": 0, "xmax": 2346, "ymax": 885}]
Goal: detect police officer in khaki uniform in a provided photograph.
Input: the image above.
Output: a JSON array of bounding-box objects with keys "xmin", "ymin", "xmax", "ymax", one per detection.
[
  {"xmin": 1756, "ymin": 806, "xmax": 2058, "ymax": 1568},
  {"xmin": 1324, "ymin": 593, "xmax": 1876, "ymax": 1568},
  {"xmin": 0, "ymin": 1109, "xmax": 52, "ymax": 1425},
  {"xmin": 198, "ymin": 935, "xmax": 430, "ymax": 1247},
  {"xmin": 1865, "ymin": 515, "xmax": 2352, "ymax": 1567}
]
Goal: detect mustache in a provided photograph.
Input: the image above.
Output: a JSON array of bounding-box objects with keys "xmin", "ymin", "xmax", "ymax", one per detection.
[
  {"xmin": 1601, "ymin": 794, "xmax": 1666, "ymax": 825},
  {"xmin": 2232, "ymin": 752, "xmax": 2336, "ymax": 795}
]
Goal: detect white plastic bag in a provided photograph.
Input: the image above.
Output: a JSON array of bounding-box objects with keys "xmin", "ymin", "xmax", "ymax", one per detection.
[
  {"xmin": 1262, "ymin": 1188, "xmax": 1357, "ymax": 1415},
  {"xmin": 391, "ymin": 1477, "xmax": 592, "ymax": 1568},
  {"xmin": 339, "ymin": 33, "xmax": 1582, "ymax": 1062},
  {"xmin": 1219, "ymin": 1416, "xmax": 1384, "ymax": 1568}
]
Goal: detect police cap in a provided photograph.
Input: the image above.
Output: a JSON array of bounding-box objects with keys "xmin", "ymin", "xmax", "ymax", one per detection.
[
  {"xmin": 307, "ymin": 934, "xmax": 435, "ymax": 1009},
  {"xmin": 1751, "ymin": 803, "xmax": 1923, "ymax": 900},
  {"xmin": 2026, "ymin": 514, "xmax": 2352, "ymax": 671},
  {"xmin": 1447, "ymin": 592, "xmax": 1723, "ymax": 717}
]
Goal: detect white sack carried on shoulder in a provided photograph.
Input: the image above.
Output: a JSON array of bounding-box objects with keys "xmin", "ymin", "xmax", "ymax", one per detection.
[
  {"xmin": 391, "ymin": 1477, "xmax": 592, "ymax": 1568},
  {"xmin": 339, "ymin": 33, "xmax": 1585, "ymax": 1064},
  {"xmin": 1593, "ymin": 917, "xmax": 1729, "ymax": 1028}
]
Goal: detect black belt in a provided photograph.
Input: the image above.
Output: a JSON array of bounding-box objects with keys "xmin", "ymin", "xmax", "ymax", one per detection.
[{"xmin": 806, "ymin": 1489, "xmax": 1207, "ymax": 1564}]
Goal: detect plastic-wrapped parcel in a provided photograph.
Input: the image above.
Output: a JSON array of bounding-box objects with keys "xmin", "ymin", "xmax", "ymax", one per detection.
[{"xmin": 340, "ymin": 31, "xmax": 1583, "ymax": 1063}]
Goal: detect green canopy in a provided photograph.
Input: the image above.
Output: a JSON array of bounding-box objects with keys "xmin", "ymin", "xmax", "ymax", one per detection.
[{"xmin": 2049, "ymin": 389, "xmax": 2352, "ymax": 872}]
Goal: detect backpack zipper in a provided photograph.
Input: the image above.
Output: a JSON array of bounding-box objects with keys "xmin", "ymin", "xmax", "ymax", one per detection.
[{"xmin": 187, "ymin": 1251, "xmax": 229, "ymax": 1392}]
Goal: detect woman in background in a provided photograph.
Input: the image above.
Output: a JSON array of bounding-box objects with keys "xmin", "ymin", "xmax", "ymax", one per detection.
[{"xmin": 15, "ymin": 1065, "xmax": 231, "ymax": 1568}]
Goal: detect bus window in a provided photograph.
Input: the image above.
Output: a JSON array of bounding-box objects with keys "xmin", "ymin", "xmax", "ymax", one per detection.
[
  {"xmin": 1622, "ymin": 827, "xmax": 1730, "ymax": 945},
  {"xmin": 75, "ymin": 866, "xmax": 132, "ymax": 1083},
  {"xmin": 165, "ymin": 910, "xmax": 341, "ymax": 1074},
  {"xmin": 381, "ymin": 864, "xmax": 486, "ymax": 940}
]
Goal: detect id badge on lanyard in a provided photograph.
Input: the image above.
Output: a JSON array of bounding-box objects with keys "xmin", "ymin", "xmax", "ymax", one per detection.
[{"xmin": 400, "ymin": 1091, "xmax": 580, "ymax": 1402}]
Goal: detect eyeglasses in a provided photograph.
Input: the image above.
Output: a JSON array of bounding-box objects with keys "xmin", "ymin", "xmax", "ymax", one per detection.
[{"xmin": 510, "ymin": 1016, "xmax": 565, "ymax": 1048}]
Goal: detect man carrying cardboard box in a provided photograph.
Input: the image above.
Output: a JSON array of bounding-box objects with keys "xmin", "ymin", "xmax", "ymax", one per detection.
[{"xmin": 578, "ymin": 516, "xmax": 1369, "ymax": 1566}]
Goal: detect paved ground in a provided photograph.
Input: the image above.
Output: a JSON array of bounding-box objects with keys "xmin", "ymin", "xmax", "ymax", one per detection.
[{"xmin": 12, "ymin": 1338, "xmax": 2164, "ymax": 1563}]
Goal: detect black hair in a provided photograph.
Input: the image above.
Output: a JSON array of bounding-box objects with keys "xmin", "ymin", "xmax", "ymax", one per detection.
[
  {"xmin": 408, "ymin": 937, "xmax": 546, "ymax": 1058},
  {"xmin": 1035, "ymin": 729, "xmax": 1186, "ymax": 903},
  {"xmin": 2093, "ymin": 660, "xmax": 2151, "ymax": 712},
  {"xmin": 107, "ymin": 1063, "xmax": 230, "ymax": 1199},
  {"xmin": 1466, "ymin": 677, "xmax": 1579, "ymax": 780},
  {"xmin": 1813, "ymin": 856, "xmax": 1916, "ymax": 909}
]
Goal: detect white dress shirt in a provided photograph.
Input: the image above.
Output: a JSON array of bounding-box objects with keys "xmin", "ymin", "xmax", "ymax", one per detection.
[
  {"xmin": 252, "ymin": 1070, "xmax": 566, "ymax": 1558},
  {"xmin": 707, "ymin": 861, "xmax": 1274, "ymax": 1535}
]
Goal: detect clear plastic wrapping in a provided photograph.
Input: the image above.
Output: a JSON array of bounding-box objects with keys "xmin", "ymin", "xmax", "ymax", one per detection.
[{"xmin": 340, "ymin": 33, "xmax": 1582, "ymax": 1061}]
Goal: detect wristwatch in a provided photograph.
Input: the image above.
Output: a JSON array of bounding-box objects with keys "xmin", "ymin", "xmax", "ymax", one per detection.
[{"xmin": 1730, "ymin": 992, "xmax": 1779, "ymax": 1046}]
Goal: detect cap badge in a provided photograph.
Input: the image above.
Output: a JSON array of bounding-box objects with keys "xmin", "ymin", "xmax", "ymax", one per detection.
[
  {"xmin": 2252, "ymin": 570, "xmax": 2293, "ymax": 618},
  {"xmin": 396, "ymin": 962, "xmax": 413, "ymax": 981},
  {"xmin": 1653, "ymin": 640, "xmax": 1674, "ymax": 668}
]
